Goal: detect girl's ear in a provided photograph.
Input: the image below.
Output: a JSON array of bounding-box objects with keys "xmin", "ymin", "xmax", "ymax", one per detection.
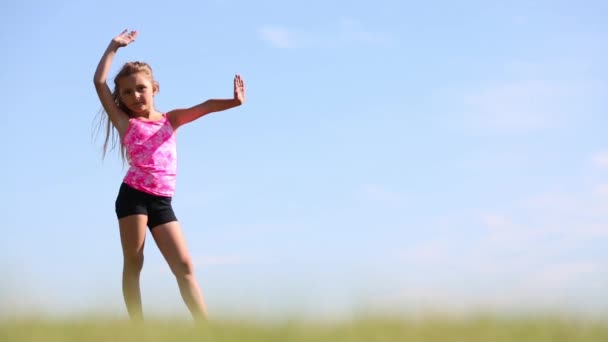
[{"xmin": 153, "ymin": 81, "xmax": 160, "ymax": 95}]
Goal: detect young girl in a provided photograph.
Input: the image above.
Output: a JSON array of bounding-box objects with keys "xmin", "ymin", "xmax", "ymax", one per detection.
[{"xmin": 93, "ymin": 29, "xmax": 245, "ymax": 321}]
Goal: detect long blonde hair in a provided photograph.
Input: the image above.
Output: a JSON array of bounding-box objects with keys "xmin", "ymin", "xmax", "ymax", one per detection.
[{"xmin": 94, "ymin": 61, "xmax": 158, "ymax": 161}]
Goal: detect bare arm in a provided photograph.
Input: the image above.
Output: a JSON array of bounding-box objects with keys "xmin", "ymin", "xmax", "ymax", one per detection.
[
  {"xmin": 93, "ymin": 30, "xmax": 138, "ymax": 137},
  {"xmin": 168, "ymin": 74, "xmax": 246, "ymax": 129}
]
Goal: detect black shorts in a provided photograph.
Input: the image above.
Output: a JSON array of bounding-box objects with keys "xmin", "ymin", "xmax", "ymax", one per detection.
[{"xmin": 115, "ymin": 182, "xmax": 178, "ymax": 229}]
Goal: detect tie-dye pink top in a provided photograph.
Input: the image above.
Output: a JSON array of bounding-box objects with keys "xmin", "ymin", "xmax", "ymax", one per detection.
[{"xmin": 122, "ymin": 114, "xmax": 177, "ymax": 197}]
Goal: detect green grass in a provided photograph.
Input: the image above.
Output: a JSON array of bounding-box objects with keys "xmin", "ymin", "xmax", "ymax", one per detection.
[{"xmin": 1, "ymin": 315, "xmax": 607, "ymax": 342}]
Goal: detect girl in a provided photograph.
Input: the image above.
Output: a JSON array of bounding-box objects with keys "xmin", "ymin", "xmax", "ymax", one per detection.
[{"xmin": 93, "ymin": 29, "xmax": 245, "ymax": 321}]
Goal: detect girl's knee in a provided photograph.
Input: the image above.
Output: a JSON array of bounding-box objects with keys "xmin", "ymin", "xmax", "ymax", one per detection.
[
  {"xmin": 123, "ymin": 253, "xmax": 144, "ymax": 272},
  {"xmin": 171, "ymin": 258, "xmax": 195, "ymax": 278}
]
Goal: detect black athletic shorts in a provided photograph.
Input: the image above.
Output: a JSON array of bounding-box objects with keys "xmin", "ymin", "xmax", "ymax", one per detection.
[{"xmin": 115, "ymin": 182, "xmax": 178, "ymax": 229}]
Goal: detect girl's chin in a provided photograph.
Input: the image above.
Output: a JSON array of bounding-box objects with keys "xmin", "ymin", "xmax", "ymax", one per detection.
[{"xmin": 129, "ymin": 106, "xmax": 148, "ymax": 113}]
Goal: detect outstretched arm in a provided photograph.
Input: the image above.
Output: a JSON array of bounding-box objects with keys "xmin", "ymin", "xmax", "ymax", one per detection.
[
  {"xmin": 93, "ymin": 29, "xmax": 138, "ymax": 136},
  {"xmin": 168, "ymin": 74, "xmax": 246, "ymax": 129}
]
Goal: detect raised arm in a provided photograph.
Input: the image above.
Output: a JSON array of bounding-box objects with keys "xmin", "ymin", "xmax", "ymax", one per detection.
[
  {"xmin": 93, "ymin": 30, "xmax": 138, "ymax": 137},
  {"xmin": 168, "ymin": 74, "xmax": 246, "ymax": 129}
]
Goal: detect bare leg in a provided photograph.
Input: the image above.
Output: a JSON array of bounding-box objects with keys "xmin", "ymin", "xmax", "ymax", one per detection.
[
  {"xmin": 151, "ymin": 221, "xmax": 208, "ymax": 321},
  {"xmin": 119, "ymin": 215, "xmax": 148, "ymax": 321}
]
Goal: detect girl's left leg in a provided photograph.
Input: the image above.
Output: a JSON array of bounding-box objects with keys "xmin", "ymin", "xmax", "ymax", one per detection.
[{"xmin": 151, "ymin": 221, "xmax": 208, "ymax": 321}]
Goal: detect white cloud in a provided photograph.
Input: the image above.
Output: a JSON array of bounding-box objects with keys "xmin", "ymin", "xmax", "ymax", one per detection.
[
  {"xmin": 476, "ymin": 196, "xmax": 608, "ymax": 256},
  {"xmin": 383, "ymin": 180, "xmax": 608, "ymax": 315},
  {"xmin": 479, "ymin": 213, "xmax": 512, "ymax": 231},
  {"xmin": 259, "ymin": 19, "xmax": 395, "ymax": 49},
  {"xmin": 377, "ymin": 252, "xmax": 607, "ymax": 315},
  {"xmin": 456, "ymin": 55, "xmax": 606, "ymax": 133},
  {"xmin": 259, "ymin": 26, "xmax": 296, "ymax": 48},
  {"xmin": 464, "ymin": 79, "xmax": 571, "ymax": 131},
  {"xmin": 592, "ymin": 150, "xmax": 608, "ymax": 169},
  {"xmin": 359, "ymin": 183, "xmax": 406, "ymax": 206},
  {"xmin": 519, "ymin": 261, "xmax": 600, "ymax": 293},
  {"xmin": 475, "ymin": 188, "xmax": 608, "ymax": 286},
  {"xmin": 337, "ymin": 18, "xmax": 394, "ymax": 46},
  {"xmin": 593, "ymin": 183, "xmax": 608, "ymax": 198},
  {"xmin": 397, "ymin": 240, "xmax": 446, "ymax": 265}
]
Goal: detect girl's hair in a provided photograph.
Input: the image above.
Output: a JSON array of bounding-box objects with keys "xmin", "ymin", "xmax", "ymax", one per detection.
[{"xmin": 94, "ymin": 61, "xmax": 158, "ymax": 161}]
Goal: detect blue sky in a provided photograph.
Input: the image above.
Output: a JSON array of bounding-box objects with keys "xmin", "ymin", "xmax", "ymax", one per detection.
[{"xmin": 1, "ymin": 0, "xmax": 607, "ymax": 319}]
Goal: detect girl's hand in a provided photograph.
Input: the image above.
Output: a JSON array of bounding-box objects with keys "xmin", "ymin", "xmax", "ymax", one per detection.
[
  {"xmin": 112, "ymin": 29, "xmax": 138, "ymax": 48},
  {"xmin": 234, "ymin": 74, "xmax": 246, "ymax": 104}
]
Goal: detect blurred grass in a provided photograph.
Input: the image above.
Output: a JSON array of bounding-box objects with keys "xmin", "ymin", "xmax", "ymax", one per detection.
[{"xmin": 1, "ymin": 315, "xmax": 607, "ymax": 342}]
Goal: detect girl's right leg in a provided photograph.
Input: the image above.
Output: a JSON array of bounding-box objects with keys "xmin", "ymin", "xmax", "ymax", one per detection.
[
  {"xmin": 151, "ymin": 221, "xmax": 208, "ymax": 321},
  {"xmin": 118, "ymin": 214, "xmax": 148, "ymax": 321}
]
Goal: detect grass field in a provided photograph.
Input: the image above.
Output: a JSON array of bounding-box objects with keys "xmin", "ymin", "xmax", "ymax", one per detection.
[{"xmin": 1, "ymin": 315, "xmax": 607, "ymax": 342}]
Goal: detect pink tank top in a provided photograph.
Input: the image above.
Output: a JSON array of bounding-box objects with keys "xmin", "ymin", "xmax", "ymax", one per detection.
[{"xmin": 122, "ymin": 114, "xmax": 177, "ymax": 197}]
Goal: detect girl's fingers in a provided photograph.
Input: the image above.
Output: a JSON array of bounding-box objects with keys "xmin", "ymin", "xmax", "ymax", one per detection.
[{"xmin": 118, "ymin": 29, "xmax": 137, "ymax": 39}]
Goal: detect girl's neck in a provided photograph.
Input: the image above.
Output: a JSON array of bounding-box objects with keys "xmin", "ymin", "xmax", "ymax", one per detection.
[{"xmin": 133, "ymin": 109, "xmax": 163, "ymax": 121}]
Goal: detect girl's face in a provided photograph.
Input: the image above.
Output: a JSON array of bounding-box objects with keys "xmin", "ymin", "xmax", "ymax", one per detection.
[{"xmin": 117, "ymin": 72, "xmax": 158, "ymax": 115}]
